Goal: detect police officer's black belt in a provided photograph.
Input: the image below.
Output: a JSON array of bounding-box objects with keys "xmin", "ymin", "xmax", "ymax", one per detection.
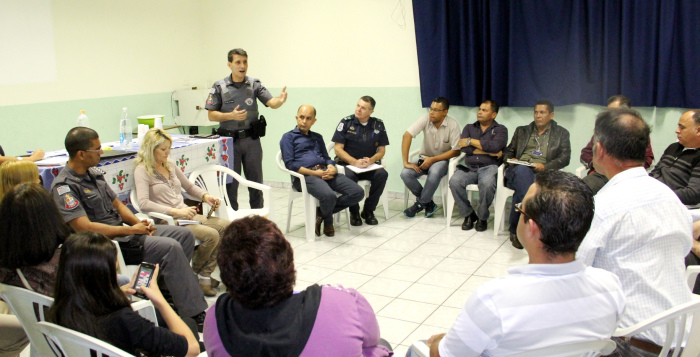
[{"xmin": 217, "ymin": 128, "xmax": 254, "ymax": 140}]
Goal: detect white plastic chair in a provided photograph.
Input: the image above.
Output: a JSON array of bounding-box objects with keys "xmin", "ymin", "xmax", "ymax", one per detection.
[
  {"xmin": 327, "ymin": 142, "xmax": 391, "ymax": 220},
  {"xmin": 404, "ymin": 149, "xmax": 458, "ymax": 218},
  {"xmin": 36, "ymin": 321, "xmax": 135, "ymax": 357},
  {"xmin": 493, "ymin": 164, "xmax": 515, "ymax": 235},
  {"xmin": 612, "ymin": 298, "xmax": 700, "ymax": 357},
  {"xmin": 444, "ymin": 152, "xmax": 479, "ymax": 227},
  {"xmin": 188, "ymin": 164, "xmax": 272, "ymax": 221},
  {"xmin": 576, "ymin": 165, "xmax": 587, "ymax": 179},
  {"xmin": 0, "ymin": 283, "xmax": 56, "ymax": 357},
  {"xmin": 686, "ymin": 265, "xmax": 700, "ymax": 292},
  {"xmin": 277, "ymin": 151, "xmax": 320, "ymax": 242},
  {"xmin": 409, "ymin": 339, "xmax": 616, "ymax": 357}
]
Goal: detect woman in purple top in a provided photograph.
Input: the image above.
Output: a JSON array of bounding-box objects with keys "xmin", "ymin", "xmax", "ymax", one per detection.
[{"xmin": 202, "ymin": 216, "xmax": 392, "ymax": 357}]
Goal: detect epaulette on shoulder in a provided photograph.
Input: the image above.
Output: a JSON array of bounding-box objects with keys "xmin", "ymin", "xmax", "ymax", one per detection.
[
  {"xmin": 89, "ymin": 167, "xmax": 107, "ymax": 176},
  {"xmin": 343, "ymin": 116, "xmax": 354, "ymax": 121}
]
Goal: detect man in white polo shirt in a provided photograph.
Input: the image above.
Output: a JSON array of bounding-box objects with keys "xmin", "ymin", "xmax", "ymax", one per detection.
[{"xmin": 423, "ymin": 170, "xmax": 625, "ymax": 357}]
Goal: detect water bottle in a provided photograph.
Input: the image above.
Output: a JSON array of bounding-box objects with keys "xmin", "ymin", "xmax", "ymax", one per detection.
[
  {"xmin": 119, "ymin": 107, "xmax": 133, "ymax": 149},
  {"xmin": 76, "ymin": 110, "xmax": 90, "ymax": 128}
]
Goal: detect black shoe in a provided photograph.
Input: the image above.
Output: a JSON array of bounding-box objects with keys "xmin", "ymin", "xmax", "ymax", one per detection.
[
  {"xmin": 315, "ymin": 208, "xmax": 323, "ymax": 236},
  {"xmin": 350, "ymin": 211, "xmax": 363, "ymax": 226},
  {"xmin": 461, "ymin": 212, "xmax": 478, "ymax": 230},
  {"xmin": 475, "ymin": 219, "xmax": 488, "ymax": 232},
  {"xmin": 361, "ymin": 210, "xmax": 378, "ymax": 225},
  {"xmin": 191, "ymin": 311, "xmax": 206, "ymax": 333},
  {"xmin": 424, "ymin": 201, "xmax": 438, "ymax": 218},
  {"xmin": 510, "ymin": 232, "xmax": 523, "ymax": 249},
  {"xmin": 403, "ymin": 202, "xmax": 425, "ymax": 218}
]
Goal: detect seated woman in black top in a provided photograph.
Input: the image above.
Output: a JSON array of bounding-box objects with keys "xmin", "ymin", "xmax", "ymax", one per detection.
[{"xmin": 47, "ymin": 232, "xmax": 200, "ymax": 357}]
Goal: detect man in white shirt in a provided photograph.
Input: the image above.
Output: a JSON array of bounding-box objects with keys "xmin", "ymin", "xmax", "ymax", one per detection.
[
  {"xmin": 424, "ymin": 170, "xmax": 625, "ymax": 357},
  {"xmin": 400, "ymin": 97, "xmax": 460, "ymax": 218},
  {"xmin": 577, "ymin": 108, "xmax": 693, "ymax": 356}
]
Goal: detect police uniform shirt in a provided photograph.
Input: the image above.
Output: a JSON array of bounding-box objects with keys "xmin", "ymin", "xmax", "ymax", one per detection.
[
  {"xmin": 51, "ymin": 165, "xmax": 123, "ymax": 226},
  {"xmin": 331, "ymin": 115, "xmax": 389, "ymax": 161},
  {"xmin": 205, "ymin": 75, "xmax": 274, "ymax": 131}
]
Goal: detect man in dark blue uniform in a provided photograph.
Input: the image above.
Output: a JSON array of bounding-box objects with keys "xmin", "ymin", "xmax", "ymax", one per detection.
[
  {"xmin": 331, "ymin": 96, "xmax": 389, "ymax": 225},
  {"xmin": 206, "ymin": 48, "xmax": 288, "ymax": 211}
]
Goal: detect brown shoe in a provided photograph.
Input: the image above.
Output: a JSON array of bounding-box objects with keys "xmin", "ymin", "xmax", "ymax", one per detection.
[
  {"xmin": 199, "ymin": 278, "xmax": 217, "ymax": 297},
  {"xmin": 510, "ymin": 232, "xmax": 523, "ymax": 249},
  {"xmin": 315, "ymin": 207, "xmax": 323, "ymax": 236},
  {"xmin": 210, "ymin": 277, "xmax": 220, "ymax": 288},
  {"xmin": 323, "ymin": 223, "xmax": 335, "ymax": 237}
]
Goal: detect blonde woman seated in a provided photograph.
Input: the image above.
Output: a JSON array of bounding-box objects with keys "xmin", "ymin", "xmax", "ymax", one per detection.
[
  {"xmin": 134, "ymin": 128, "xmax": 228, "ymax": 297},
  {"xmin": 0, "ymin": 160, "xmax": 40, "ymax": 200}
]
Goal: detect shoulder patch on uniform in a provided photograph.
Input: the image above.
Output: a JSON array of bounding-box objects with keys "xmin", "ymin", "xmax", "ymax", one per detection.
[
  {"xmin": 209, "ymin": 88, "xmax": 215, "ymax": 94},
  {"xmin": 63, "ymin": 193, "xmax": 79, "ymax": 210},
  {"xmin": 337, "ymin": 122, "xmax": 344, "ymax": 131},
  {"xmin": 206, "ymin": 94, "xmax": 213, "ymax": 105},
  {"xmin": 56, "ymin": 185, "xmax": 70, "ymax": 195},
  {"xmin": 343, "ymin": 116, "xmax": 353, "ymax": 121}
]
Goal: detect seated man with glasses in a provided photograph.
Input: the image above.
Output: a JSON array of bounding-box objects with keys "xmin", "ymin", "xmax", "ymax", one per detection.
[
  {"xmin": 503, "ymin": 100, "xmax": 571, "ymax": 249},
  {"xmin": 420, "ymin": 170, "xmax": 625, "ymax": 357},
  {"xmin": 50, "ymin": 127, "xmax": 208, "ymax": 330},
  {"xmin": 400, "ymin": 97, "xmax": 461, "ymax": 218}
]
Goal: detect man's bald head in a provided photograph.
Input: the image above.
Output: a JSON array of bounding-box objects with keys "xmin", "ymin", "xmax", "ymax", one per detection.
[
  {"xmin": 297, "ymin": 104, "xmax": 316, "ymax": 117},
  {"xmin": 593, "ymin": 109, "xmax": 650, "ymax": 163},
  {"xmin": 295, "ymin": 105, "xmax": 317, "ymax": 134}
]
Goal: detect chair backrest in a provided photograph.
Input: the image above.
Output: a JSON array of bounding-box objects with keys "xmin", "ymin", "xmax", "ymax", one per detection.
[
  {"xmin": 0, "ymin": 283, "xmax": 60, "ymax": 357},
  {"xmin": 129, "ymin": 189, "xmax": 141, "ymax": 212},
  {"xmin": 36, "ymin": 321, "xmax": 134, "ymax": 357},
  {"xmin": 686, "ymin": 265, "xmax": 700, "ymax": 292},
  {"xmin": 189, "ymin": 164, "xmax": 271, "ymax": 220},
  {"xmin": 409, "ymin": 339, "xmax": 616, "ymax": 357}
]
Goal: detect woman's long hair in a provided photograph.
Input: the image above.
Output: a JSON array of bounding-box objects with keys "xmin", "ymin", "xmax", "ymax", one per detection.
[
  {"xmin": 134, "ymin": 128, "xmax": 173, "ymax": 176},
  {"xmin": 48, "ymin": 232, "xmax": 131, "ymax": 340}
]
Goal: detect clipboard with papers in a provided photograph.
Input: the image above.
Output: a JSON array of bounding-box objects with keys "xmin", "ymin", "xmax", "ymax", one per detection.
[
  {"xmin": 506, "ymin": 159, "xmax": 535, "ymax": 167},
  {"xmin": 344, "ymin": 163, "xmax": 384, "ymax": 174}
]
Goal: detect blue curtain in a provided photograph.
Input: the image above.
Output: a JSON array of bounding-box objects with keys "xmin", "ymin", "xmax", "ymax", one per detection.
[{"xmin": 412, "ymin": 0, "xmax": 700, "ymax": 108}]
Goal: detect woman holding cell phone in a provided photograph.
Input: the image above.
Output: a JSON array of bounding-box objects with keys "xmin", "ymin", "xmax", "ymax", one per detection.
[
  {"xmin": 133, "ymin": 128, "xmax": 228, "ymax": 297},
  {"xmin": 48, "ymin": 232, "xmax": 200, "ymax": 357}
]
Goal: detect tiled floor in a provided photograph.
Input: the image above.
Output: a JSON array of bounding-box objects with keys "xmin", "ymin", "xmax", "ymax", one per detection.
[{"xmin": 203, "ymin": 186, "xmax": 528, "ymax": 356}]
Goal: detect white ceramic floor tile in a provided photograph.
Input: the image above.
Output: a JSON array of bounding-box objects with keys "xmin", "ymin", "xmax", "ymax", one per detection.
[
  {"xmin": 426, "ymin": 233, "xmax": 470, "ymax": 246},
  {"xmin": 341, "ymin": 258, "xmax": 393, "ymax": 276},
  {"xmin": 417, "ymin": 270, "xmax": 471, "ymax": 289},
  {"xmin": 318, "ymin": 270, "xmax": 373, "ymax": 289},
  {"xmin": 378, "ymin": 264, "xmax": 430, "ymax": 282},
  {"xmin": 346, "ymin": 235, "xmax": 393, "ymax": 248},
  {"xmin": 358, "ymin": 277, "xmax": 413, "ymax": 298},
  {"xmin": 473, "ymin": 262, "xmax": 511, "ymax": 278},
  {"xmin": 459, "ymin": 275, "xmax": 493, "ymax": 291},
  {"xmin": 432, "ymin": 257, "xmax": 483, "ymax": 275},
  {"xmin": 448, "ymin": 246, "xmax": 496, "ymax": 263},
  {"xmin": 398, "ymin": 283, "xmax": 455, "ymax": 305},
  {"xmin": 378, "ymin": 298, "xmax": 439, "ymax": 323},
  {"xmin": 376, "ymin": 316, "xmax": 420, "ymax": 348},
  {"xmin": 378, "ymin": 236, "xmax": 424, "ymax": 252},
  {"xmin": 422, "ymin": 305, "xmax": 462, "ymax": 329},
  {"xmin": 395, "ymin": 253, "xmax": 444, "ymax": 270},
  {"xmin": 360, "ymin": 292, "xmax": 395, "ymax": 313},
  {"xmin": 295, "ymin": 265, "xmax": 336, "ymax": 282},
  {"xmin": 293, "ymin": 250, "xmax": 324, "ymax": 264},
  {"xmin": 362, "ymin": 249, "xmax": 408, "ymax": 264},
  {"xmin": 360, "ymin": 226, "xmax": 406, "ymax": 238},
  {"xmin": 442, "ymin": 289, "xmax": 473, "ymax": 309},
  {"xmin": 413, "ymin": 242, "xmax": 459, "ymax": 258},
  {"xmin": 325, "ymin": 244, "xmax": 374, "ymax": 259},
  {"xmin": 305, "ymin": 253, "xmax": 358, "ymax": 269},
  {"xmin": 292, "ymin": 240, "xmax": 341, "ymax": 253}
]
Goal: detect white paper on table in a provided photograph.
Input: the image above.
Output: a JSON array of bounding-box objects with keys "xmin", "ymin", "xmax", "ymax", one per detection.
[
  {"xmin": 506, "ymin": 159, "xmax": 535, "ymax": 167},
  {"xmin": 34, "ymin": 156, "xmax": 68, "ymax": 166},
  {"xmin": 345, "ymin": 163, "xmax": 383, "ymax": 174}
]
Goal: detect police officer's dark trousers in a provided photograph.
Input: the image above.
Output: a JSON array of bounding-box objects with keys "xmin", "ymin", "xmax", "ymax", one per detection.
[
  {"xmin": 293, "ymin": 174, "xmax": 364, "ymax": 225},
  {"xmin": 342, "ymin": 167, "xmax": 388, "ymax": 213},
  {"xmin": 227, "ymin": 136, "xmax": 264, "ymax": 210}
]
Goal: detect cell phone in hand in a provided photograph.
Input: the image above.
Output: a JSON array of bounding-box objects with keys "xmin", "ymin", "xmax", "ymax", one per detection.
[
  {"xmin": 417, "ymin": 156, "xmax": 425, "ymax": 167},
  {"xmin": 133, "ymin": 262, "xmax": 156, "ymax": 299},
  {"xmin": 206, "ymin": 200, "xmax": 220, "ymax": 219}
]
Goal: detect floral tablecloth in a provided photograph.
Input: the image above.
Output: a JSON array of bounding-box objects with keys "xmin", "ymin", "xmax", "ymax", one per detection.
[{"xmin": 39, "ymin": 135, "xmax": 234, "ymax": 205}]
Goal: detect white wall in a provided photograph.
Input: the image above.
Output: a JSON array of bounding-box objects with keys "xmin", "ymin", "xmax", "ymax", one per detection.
[{"xmin": 199, "ymin": 0, "xmax": 420, "ymax": 88}]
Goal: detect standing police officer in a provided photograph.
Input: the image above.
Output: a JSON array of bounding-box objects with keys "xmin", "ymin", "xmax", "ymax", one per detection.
[
  {"xmin": 206, "ymin": 48, "xmax": 288, "ymax": 210},
  {"xmin": 331, "ymin": 96, "xmax": 389, "ymax": 226}
]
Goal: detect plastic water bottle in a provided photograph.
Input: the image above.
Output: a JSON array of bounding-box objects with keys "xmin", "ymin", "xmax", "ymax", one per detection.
[
  {"xmin": 119, "ymin": 107, "xmax": 133, "ymax": 149},
  {"xmin": 76, "ymin": 110, "xmax": 90, "ymax": 128}
]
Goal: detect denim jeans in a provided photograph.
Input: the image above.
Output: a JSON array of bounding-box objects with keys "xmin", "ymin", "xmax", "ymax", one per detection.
[
  {"xmin": 449, "ymin": 165, "xmax": 498, "ymax": 220},
  {"xmin": 400, "ymin": 160, "xmax": 449, "ymax": 204},
  {"xmin": 505, "ymin": 164, "xmax": 536, "ymax": 233}
]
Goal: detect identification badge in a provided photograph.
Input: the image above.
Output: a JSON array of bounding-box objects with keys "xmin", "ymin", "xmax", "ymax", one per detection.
[{"xmin": 532, "ymin": 150, "xmax": 543, "ymax": 157}]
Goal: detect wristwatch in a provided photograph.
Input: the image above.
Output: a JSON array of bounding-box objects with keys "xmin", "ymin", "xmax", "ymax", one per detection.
[{"xmin": 466, "ymin": 138, "xmax": 472, "ymax": 147}]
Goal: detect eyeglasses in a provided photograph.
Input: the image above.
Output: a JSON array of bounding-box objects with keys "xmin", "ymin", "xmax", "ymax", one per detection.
[
  {"xmin": 428, "ymin": 108, "xmax": 445, "ymax": 113},
  {"xmin": 81, "ymin": 149, "xmax": 102, "ymax": 153},
  {"xmin": 514, "ymin": 202, "xmax": 536, "ymax": 224}
]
